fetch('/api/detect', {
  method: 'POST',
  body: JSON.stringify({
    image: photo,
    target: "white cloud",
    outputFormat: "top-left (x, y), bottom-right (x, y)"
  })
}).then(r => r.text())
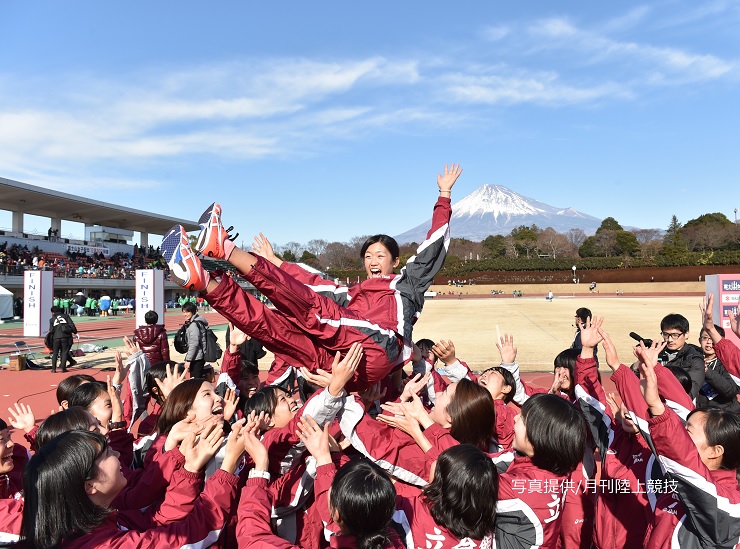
top-left (528, 15), bottom-right (736, 83)
top-left (444, 71), bottom-right (631, 106)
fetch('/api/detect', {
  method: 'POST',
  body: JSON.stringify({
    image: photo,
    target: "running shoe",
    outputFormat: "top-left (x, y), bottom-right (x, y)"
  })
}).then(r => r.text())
top-left (161, 225), bottom-right (209, 292)
top-left (195, 202), bottom-right (239, 259)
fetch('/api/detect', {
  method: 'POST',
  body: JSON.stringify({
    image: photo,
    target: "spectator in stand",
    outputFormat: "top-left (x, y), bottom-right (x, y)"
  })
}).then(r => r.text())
top-left (133, 310), bottom-right (171, 365)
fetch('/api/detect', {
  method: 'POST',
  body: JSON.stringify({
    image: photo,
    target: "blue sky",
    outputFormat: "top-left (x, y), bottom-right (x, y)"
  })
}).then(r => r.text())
top-left (1, 1), bottom-right (739, 246)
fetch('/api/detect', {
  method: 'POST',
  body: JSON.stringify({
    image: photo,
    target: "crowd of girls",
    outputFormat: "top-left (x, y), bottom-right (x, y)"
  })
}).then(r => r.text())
top-left (1, 164), bottom-right (739, 548)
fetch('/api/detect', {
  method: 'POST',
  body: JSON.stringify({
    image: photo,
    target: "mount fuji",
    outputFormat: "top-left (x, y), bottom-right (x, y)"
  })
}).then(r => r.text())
top-left (395, 184), bottom-right (603, 243)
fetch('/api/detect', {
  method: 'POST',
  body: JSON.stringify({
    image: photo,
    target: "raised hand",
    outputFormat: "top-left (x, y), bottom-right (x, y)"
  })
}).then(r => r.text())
top-left (299, 367), bottom-right (332, 389)
top-left (328, 343), bottom-right (363, 396)
top-left (381, 392), bottom-right (432, 428)
top-left (579, 316), bottom-right (604, 349)
top-left (7, 403), bottom-right (36, 433)
top-left (252, 233), bottom-right (283, 267)
top-left (597, 329), bottom-right (622, 372)
top-left (496, 333), bottom-right (517, 364)
top-left (106, 376), bottom-right (124, 424)
top-left (400, 371), bottom-right (431, 403)
top-left (155, 362), bottom-right (187, 400)
top-left (549, 370), bottom-right (565, 395)
top-left (228, 322), bottom-right (249, 349)
top-left (122, 335), bottom-right (140, 357)
top-left (166, 411), bottom-right (206, 451)
top-left (604, 392), bottom-right (621, 418)
top-left (633, 339), bottom-right (666, 369)
top-left (243, 415), bottom-right (269, 471)
top-left (112, 351), bottom-right (131, 387)
top-left (431, 339), bottom-right (457, 366)
top-left (637, 359), bottom-right (664, 417)
top-left (223, 388), bottom-right (239, 422)
top-left (182, 422), bottom-right (226, 473)
top-left (437, 164), bottom-right (463, 193)
top-left (221, 418), bottom-right (247, 474)
top-left (297, 415), bottom-right (332, 466)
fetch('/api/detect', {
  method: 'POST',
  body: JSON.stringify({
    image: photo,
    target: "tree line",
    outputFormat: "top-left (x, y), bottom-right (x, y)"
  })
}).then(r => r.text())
top-left (238, 213), bottom-right (740, 279)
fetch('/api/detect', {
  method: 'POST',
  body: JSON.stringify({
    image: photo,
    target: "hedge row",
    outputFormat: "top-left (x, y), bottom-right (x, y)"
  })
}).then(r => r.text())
top-left (324, 250), bottom-right (740, 280)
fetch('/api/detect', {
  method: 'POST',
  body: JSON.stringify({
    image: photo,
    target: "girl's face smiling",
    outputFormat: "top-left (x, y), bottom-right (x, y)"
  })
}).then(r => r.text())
top-left (364, 243), bottom-right (399, 279)
top-left (88, 391), bottom-right (113, 434)
top-left (429, 382), bottom-right (457, 428)
top-left (189, 382), bottom-right (225, 422)
top-left (271, 391), bottom-right (300, 429)
top-left (87, 445), bottom-right (128, 506)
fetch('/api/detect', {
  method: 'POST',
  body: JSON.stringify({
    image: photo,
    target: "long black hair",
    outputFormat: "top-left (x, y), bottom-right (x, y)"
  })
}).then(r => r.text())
top-left (330, 460), bottom-right (396, 549)
top-left (422, 444), bottom-right (498, 541)
top-left (22, 430), bottom-right (111, 549)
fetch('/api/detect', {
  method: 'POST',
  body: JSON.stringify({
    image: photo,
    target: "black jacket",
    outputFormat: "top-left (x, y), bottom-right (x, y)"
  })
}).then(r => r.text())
top-left (659, 343), bottom-right (705, 399)
top-left (696, 357), bottom-right (740, 414)
top-left (49, 313), bottom-right (77, 340)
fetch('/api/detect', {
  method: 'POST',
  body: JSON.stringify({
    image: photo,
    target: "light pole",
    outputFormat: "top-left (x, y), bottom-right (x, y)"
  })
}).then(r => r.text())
top-left (572, 265), bottom-right (577, 284)
top-left (735, 209), bottom-right (737, 224)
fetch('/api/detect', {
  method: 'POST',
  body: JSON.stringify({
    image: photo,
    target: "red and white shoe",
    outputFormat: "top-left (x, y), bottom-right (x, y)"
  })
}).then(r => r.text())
top-left (161, 225), bottom-right (209, 292)
top-left (195, 202), bottom-right (239, 259)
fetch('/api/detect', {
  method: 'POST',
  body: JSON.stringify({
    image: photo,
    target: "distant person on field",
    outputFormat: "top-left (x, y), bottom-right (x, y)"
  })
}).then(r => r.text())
top-left (48, 306), bottom-right (77, 373)
top-left (133, 310), bottom-right (171, 365)
top-left (181, 301), bottom-right (208, 379)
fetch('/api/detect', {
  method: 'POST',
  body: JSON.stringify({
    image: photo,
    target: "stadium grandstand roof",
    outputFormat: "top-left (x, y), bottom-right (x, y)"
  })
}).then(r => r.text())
top-left (0, 176), bottom-right (199, 234)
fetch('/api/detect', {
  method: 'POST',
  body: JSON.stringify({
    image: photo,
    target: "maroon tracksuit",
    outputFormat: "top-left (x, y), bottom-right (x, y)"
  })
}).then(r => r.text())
top-left (206, 196), bottom-right (451, 389)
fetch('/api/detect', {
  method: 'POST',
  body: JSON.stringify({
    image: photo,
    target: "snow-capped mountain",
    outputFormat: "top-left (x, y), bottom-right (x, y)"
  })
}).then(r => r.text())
top-left (394, 184), bottom-right (603, 243)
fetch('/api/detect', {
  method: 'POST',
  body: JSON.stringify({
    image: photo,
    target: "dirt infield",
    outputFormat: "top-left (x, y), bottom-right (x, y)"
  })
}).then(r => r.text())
top-left (414, 290), bottom-right (707, 371)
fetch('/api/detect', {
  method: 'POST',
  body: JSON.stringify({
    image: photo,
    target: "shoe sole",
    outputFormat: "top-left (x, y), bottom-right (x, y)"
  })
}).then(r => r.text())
top-left (196, 202), bottom-right (226, 258)
top-left (162, 225), bottom-right (203, 290)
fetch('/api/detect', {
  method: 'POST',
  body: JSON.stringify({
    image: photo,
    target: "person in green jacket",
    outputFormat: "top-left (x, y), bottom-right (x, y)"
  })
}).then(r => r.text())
top-left (84, 296), bottom-right (93, 316)
top-left (111, 298), bottom-right (119, 316)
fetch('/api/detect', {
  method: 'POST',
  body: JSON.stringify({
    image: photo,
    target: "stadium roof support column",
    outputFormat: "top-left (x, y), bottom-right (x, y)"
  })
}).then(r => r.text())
top-left (140, 232), bottom-right (148, 249)
top-left (12, 211), bottom-right (22, 233)
top-left (51, 218), bottom-right (61, 233)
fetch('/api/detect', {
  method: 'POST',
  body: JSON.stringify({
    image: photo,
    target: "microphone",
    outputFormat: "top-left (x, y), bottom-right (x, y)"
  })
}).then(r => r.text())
top-left (629, 332), bottom-right (653, 348)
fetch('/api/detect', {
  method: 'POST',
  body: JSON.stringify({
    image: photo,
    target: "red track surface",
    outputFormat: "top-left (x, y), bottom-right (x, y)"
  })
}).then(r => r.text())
top-left (0, 311), bottom-right (229, 355)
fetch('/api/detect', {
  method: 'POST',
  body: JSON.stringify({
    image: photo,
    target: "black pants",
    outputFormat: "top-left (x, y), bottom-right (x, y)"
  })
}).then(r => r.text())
top-left (52, 337), bottom-right (72, 372)
top-left (189, 359), bottom-right (206, 379)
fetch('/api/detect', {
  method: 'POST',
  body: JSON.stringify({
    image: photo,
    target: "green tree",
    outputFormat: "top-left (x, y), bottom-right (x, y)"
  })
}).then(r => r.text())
top-left (511, 225), bottom-right (540, 259)
top-left (615, 231), bottom-right (640, 256)
top-left (661, 215), bottom-right (688, 257)
top-left (299, 250), bottom-right (319, 267)
top-left (481, 235), bottom-right (507, 258)
top-left (597, 217), bottom-right (623, 233)
top-left (282, 249), bottom-right (297, 262)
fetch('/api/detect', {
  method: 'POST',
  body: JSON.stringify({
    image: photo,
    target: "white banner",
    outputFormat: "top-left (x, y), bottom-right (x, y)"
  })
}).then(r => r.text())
top-left (135, 270), bottom-right (165, 329)
top-left (67, 244), bottom-right (110, 256)
top-left (24, 270), bottom-right (54, 337)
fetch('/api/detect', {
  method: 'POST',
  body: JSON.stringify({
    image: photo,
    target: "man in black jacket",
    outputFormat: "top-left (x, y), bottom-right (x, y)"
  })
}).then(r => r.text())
top-left (657, 313), bottom-right (705, 399)
top-left (697, 325), bottom-right (740, 413)
top-left (48, 306), bottom-right (77, 373)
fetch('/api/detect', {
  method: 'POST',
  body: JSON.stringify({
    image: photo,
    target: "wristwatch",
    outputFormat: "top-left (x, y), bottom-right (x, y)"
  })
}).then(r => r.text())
top-left (248, 469), bottom-right (271, 481)
top-left (108, 421), bottom-right (126, 430)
